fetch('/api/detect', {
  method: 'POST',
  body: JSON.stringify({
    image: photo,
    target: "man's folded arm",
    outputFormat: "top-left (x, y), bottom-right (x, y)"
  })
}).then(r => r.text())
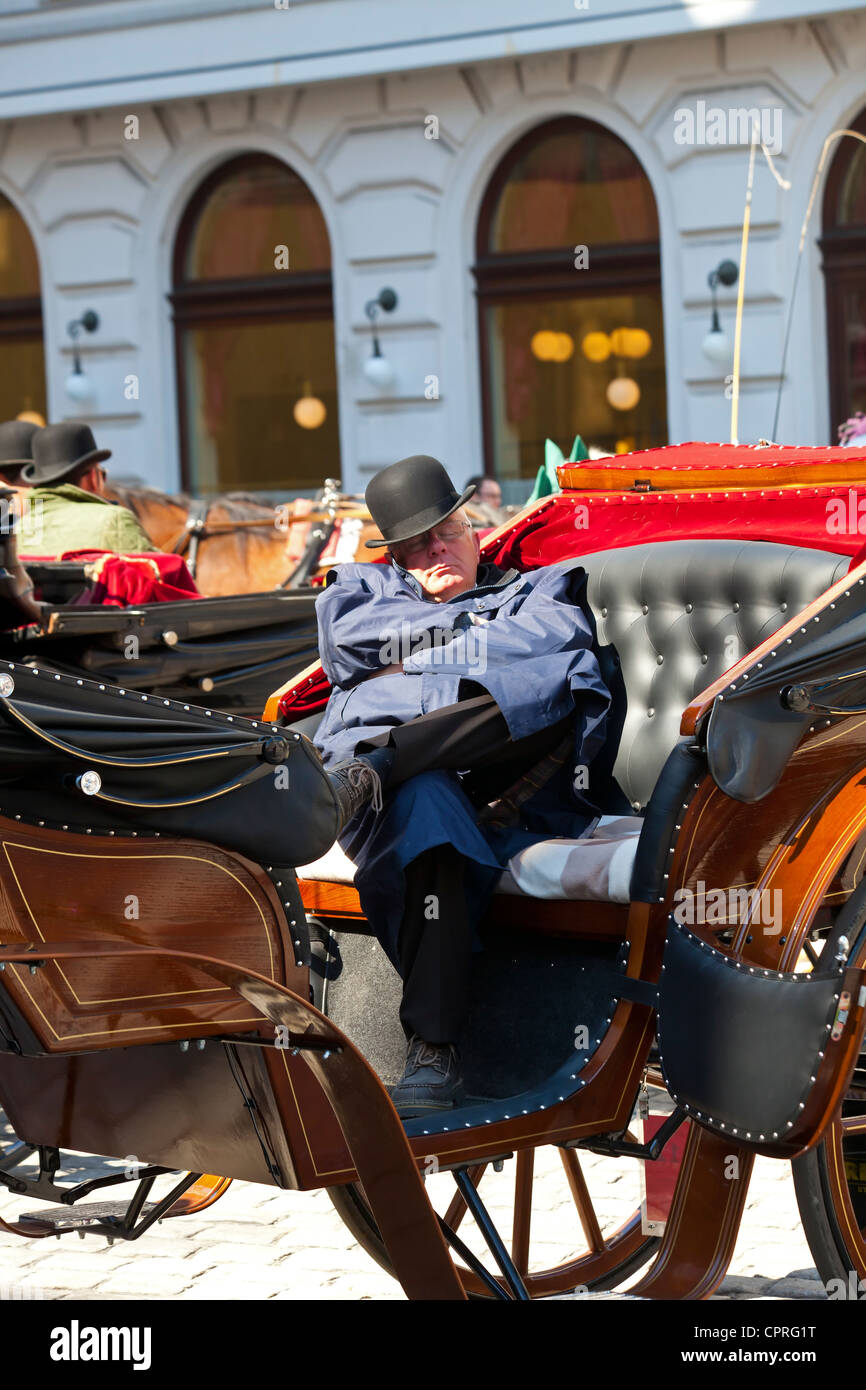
top-left (402, 566), bottom-right (610, 742)
top-left (316, 566), bottom-right (464, 687)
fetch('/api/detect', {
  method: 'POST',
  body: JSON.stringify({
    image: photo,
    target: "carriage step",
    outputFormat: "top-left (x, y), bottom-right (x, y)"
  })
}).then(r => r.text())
top-left (15, 1200), bottom-right (158, 1237)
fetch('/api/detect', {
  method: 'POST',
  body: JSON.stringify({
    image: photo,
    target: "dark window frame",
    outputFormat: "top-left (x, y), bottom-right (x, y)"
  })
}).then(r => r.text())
top-left (473, 116), bottom-right (664, 477)
top-left (171, 153), bottom-right (336, 494)
top-left (0, 295), bottom-right (42, 341)
top-left (820, 108), bottom-right (866, 435)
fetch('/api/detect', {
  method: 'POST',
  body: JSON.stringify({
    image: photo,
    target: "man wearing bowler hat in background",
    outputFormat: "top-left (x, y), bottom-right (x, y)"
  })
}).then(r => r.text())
top-left (0, 420), bottom-right (39, 489)
top-left (16, 422), bottom-right (153, 557)
top-left (317, 455), bottom-right (620, 1118)
top-left (0, 421), bottom-right (45, 626)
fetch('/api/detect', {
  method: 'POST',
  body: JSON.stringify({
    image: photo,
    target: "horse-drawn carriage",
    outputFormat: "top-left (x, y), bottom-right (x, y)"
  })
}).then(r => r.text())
top-left (2, 441), bottom-right (866, 1300)
top-left (2, 480), bottom-right (501, 719)
top-left (0, 480), bottom-right (377, 717)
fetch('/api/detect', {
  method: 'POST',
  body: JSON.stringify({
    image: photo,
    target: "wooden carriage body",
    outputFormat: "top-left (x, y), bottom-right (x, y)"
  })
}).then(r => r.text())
top-left (3, 442), bottom-right (866, 1299)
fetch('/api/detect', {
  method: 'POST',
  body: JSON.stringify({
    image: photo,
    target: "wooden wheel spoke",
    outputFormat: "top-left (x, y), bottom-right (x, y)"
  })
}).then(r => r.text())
top-left (443, 1163), bottom-right (487, 1234)
top-left (511, 1149), bottom-right (535, 1276)
top-left (559, 1148), bottom-right (605, 1254)
top-left (840, 1113), bottom-right (866, 1136)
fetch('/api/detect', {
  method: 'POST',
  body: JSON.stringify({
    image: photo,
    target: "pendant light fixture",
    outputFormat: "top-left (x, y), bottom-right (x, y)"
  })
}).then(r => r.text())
top-left (293, 381), bottom-right (327, 430)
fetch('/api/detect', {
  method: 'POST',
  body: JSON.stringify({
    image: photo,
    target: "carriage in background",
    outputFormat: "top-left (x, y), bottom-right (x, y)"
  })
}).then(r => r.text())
top-left (4, 480), bottom-right (502, 718)
top-left (3, 441), bottom-right (866, 1299)
top-left (4, 480), bottom-right (373, 718)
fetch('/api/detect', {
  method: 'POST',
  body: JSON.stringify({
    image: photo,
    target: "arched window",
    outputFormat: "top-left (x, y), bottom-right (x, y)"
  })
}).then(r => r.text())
top-left (822, 108), bottom-right (866, 436)
top-left (0, 193), bottom-right (46, 425)
top-left (474, 117), bottom-right (666, 482)
top-left (172, 153), bottom-right (339, 495)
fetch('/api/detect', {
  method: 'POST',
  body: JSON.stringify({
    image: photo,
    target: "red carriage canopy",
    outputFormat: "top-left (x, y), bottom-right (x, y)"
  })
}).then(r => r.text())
top-left (270, 441), bottom-right (866, 721)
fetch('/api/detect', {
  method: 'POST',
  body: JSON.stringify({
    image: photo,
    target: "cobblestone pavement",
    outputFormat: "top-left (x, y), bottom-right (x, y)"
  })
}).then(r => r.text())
top-left (0, 1142), bottom-right (827, 1301)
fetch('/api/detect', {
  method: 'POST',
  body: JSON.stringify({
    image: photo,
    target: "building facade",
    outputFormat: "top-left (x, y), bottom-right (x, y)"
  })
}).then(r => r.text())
top-left (0, 0), bottom-right (864, 499)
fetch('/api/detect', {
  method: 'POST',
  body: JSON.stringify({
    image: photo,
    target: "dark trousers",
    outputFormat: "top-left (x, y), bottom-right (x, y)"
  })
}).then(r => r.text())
top-left (361, 694), bottom-right (575, 1044)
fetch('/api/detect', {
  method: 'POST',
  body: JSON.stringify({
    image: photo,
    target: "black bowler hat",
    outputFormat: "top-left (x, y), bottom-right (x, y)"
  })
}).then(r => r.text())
top-left (364, 455), bottom-right (475, 549)
top-left (0, 420), bottom-right (38, 469)
top-left (22, 422), bottom-right (111, 486)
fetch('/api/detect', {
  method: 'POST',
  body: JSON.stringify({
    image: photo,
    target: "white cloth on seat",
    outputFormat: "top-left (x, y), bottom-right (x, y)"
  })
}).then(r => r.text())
top-left (298, 841), bottom-right (357, 886)
top-left (503, 815), bottom-right (642, 904)
top-left (296, 815), bottom-right (642, 904)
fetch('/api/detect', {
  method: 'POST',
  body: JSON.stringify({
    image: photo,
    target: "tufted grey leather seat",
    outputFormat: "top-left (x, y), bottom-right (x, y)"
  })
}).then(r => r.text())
top-left (291, 540), bottom-right (850, 816)
top-left (582, 540), bottom-right (849, 810)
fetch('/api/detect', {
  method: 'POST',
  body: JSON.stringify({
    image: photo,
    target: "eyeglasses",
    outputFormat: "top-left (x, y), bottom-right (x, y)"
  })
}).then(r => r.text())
top-left (392, 520), bottom-right (471, 563)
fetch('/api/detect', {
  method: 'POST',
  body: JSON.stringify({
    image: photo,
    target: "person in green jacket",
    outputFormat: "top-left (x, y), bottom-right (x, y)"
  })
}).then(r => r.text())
top-left (16, 422), bottom-right (154, 557)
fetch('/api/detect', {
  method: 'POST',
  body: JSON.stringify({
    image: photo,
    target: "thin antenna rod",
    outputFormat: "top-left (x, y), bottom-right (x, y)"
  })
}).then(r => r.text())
top-left (729, 127), bottom-right (791, 445)
top-left (730, 127), bottom-right (759, 445)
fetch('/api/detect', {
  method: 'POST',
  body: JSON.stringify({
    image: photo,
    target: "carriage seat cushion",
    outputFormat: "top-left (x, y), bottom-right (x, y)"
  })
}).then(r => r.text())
top-left (579, 539), bottom-right (850, 809)
top-left (297, 815), bottom-right (642, 905)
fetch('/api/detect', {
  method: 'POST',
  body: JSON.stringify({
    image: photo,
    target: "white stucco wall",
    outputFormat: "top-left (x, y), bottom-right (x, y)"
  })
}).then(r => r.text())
top-left (1, 9), bottom-right (864, 494)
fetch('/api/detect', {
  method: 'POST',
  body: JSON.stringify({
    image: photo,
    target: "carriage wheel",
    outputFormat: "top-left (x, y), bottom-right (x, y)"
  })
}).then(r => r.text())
top-left (328, 1079), bottom-right (666, 1298)
top-left (793, 896), bottom-right (866, 1297)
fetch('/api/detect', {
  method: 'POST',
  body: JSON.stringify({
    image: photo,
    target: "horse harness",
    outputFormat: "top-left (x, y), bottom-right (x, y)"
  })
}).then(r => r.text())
top-left (169, 490), bottom-right (370, 588)
top-left (170, 498), bottom-right (294, 583)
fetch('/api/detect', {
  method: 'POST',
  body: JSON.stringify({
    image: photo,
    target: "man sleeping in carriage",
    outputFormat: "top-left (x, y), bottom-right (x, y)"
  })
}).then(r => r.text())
top-left (315, 453), bottom-right (641, 1118)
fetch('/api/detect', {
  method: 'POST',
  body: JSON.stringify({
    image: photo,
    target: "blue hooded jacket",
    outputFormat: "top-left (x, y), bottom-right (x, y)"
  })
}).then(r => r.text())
top-left (313, 557), bottom-right (612, 963)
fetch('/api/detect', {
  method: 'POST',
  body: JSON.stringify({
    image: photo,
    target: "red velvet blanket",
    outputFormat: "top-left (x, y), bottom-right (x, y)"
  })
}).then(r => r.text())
top-left (23, 550), bottom-right (201, 606)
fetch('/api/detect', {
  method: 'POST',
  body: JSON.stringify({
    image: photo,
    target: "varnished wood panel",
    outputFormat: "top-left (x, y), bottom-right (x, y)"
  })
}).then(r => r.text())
top-left (0, 817), bottom-right (302, 1051)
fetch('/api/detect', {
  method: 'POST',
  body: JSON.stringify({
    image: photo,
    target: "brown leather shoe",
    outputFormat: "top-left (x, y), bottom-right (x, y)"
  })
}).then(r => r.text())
top-left (389, 1035), bottom-right (464, 1119)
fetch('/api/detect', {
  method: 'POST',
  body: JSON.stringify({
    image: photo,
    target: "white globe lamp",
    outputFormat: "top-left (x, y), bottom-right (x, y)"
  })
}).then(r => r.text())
top-left (702, 313), bottom-right (733, 367)
top-left (65, 368), bottom-right (96, 405)
top-left (363, 351), bottom-right (395, 389)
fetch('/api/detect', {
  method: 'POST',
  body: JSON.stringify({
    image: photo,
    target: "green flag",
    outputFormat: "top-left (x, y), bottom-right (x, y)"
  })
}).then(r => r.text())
top-left (527, 439), bottom-right (564, 503)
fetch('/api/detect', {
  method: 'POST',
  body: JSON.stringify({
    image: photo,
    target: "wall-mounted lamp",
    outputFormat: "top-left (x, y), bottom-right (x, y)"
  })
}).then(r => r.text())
top-left (65, 310), bottom-right (100, 405)
top-left (702, 260), bottom-right (738, 367)
top-left (363, 288), bottom-right (398, 389)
